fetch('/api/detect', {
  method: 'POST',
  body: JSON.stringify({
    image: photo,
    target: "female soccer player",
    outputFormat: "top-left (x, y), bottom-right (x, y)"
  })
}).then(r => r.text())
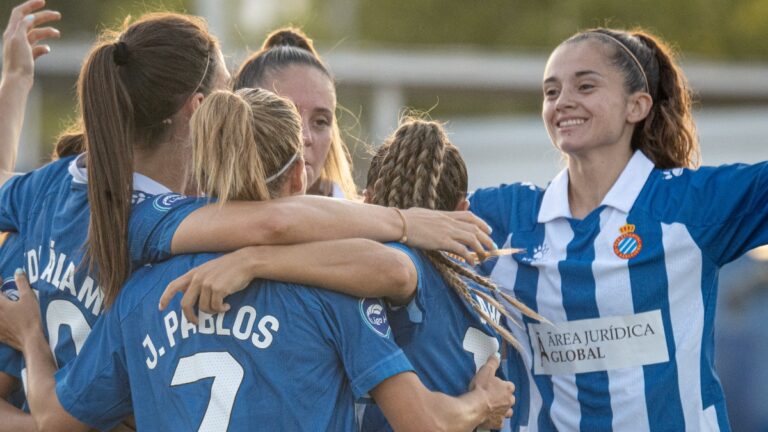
top-left (0, 0), bottom-right (492, 394)
top-left (1, 88), bottom-right (514, 431)
top-left (234, 27), bottom-right (356, 198)
top-left (469, 28), bottom-right (768, 431)
top-left (156, 117), bottom-right (540, 431)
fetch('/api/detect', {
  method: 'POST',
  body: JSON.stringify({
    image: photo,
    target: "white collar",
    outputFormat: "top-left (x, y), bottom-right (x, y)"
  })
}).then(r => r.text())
top-left (538, 151), bottom-right (655, 222)
top-left (68, 153), bottom-right (173, 195)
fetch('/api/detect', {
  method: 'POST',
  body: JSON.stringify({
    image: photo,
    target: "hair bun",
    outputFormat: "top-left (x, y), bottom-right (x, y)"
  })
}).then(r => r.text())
top-left (262, 27), bottom-right (317, 55)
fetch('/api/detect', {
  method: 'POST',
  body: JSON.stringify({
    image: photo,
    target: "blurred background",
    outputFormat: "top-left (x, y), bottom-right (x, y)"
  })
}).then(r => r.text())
top-left (1, 0), bottom-right (766, 429)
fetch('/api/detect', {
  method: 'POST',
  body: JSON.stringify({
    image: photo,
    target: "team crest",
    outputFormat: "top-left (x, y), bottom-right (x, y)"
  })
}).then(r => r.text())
top-left (359, 298), bottom-right (391, 337)
top-left (613, 224), bottom-right (642, 259)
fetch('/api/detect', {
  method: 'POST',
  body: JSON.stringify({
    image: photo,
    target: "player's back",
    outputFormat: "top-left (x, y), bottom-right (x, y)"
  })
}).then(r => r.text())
top-left (57, 252), bottom-right (412, 432)
top-left (360, 245), bottom-right (506, 431)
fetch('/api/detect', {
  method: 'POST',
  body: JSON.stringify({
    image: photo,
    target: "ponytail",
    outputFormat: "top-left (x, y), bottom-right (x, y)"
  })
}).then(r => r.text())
top-left (191, 88), bottom-right (303, 202)
top-left (81, 42), bottom-right (135, 309)
top-left (191, 90), bottom-right (271, 203)
top-left (80, 14), bottom-right (219, 308)
top-left (633, 31), bottom-right (699, 169)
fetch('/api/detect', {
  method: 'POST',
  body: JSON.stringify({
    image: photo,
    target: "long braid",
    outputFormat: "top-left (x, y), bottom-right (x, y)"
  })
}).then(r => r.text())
top-left (369, 118), bottom-right (543, 352)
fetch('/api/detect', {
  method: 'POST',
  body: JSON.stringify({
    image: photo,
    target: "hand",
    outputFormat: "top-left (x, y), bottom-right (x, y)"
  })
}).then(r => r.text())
top-left (469, 355), bottom-right (516, 425)
top-left (159, 248), bottom-right (256, 324)
top-left (2, 0), bottom-right (61, 86)
top-left (0, 269), bottom-right (43, 351)
top-left (402, 208), bottom-right (495, 264)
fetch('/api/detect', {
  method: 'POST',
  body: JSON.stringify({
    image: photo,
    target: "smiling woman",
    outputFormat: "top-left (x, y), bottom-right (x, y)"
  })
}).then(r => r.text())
top-left (469, 27), bottom-right (768, 432)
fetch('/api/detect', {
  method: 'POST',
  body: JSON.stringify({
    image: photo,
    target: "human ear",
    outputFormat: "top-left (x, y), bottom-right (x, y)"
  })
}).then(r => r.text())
top-left (626, 92), bottom-right (653, 124)
top-left (455, 198), bottom-right (469, 211)
top-left (289, 158), bottom-right (307, 195)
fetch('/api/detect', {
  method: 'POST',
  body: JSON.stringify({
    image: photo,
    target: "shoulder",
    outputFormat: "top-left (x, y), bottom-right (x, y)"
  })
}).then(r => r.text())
top-left (469, 182), bottom-right (544, 235)
top-left (117, 253), bottom-right (208, 317)
top-left (470, 182), bottom-right (544, 206)
top-left (2, 156), bottom-right (75, 193)
top-left (637, 163), bottom-right (767, 223)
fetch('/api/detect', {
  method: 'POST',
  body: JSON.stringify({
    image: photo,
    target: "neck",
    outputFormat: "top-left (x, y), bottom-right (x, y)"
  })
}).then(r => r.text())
top-left (566, 145), bottom-right (633, 219)
top-left (307, 178), bottom-right (332, 197)
top-left (133, 136), bottom-right (190, 194)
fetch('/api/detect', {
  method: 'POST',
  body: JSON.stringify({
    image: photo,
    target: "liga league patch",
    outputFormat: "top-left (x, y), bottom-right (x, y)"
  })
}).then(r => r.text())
top-left (1, 277), bottom-right (19, 301)
top-left (359, 298), bottom-right (391, 337)
top-left (613, 224), bottom-right (642, 259)
top-left (152, 193), bottom-right (187, 212)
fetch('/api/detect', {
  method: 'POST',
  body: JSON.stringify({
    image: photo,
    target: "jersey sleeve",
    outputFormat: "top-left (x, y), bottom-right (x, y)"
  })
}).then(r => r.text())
top-left (0, 158), bottom-right (72, 233)
top-left (128, 193), bottom-right (208, 266)
top-left (469, 183), bottom-right (542, 276)
top-left (383, 243), bottom-right (426, 322)
top-left (55, 307), bottom-right (132, 431)
top-left (659, 163), bottom-right (768, 265)
top-left (314, 291), bottom-right (414, 398)
top-left (468, 186), bottom-right (514, 248)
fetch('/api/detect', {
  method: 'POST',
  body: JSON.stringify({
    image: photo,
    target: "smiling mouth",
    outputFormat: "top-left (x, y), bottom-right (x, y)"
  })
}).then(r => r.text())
top-left (557, 118), bottom-right (586, 128)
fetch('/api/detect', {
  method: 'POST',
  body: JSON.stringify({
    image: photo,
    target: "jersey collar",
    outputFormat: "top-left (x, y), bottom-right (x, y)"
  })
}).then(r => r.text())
top-left (68, 153), bottom-right (173, 195)
top-left (538, 151), bottom-right (655, 222)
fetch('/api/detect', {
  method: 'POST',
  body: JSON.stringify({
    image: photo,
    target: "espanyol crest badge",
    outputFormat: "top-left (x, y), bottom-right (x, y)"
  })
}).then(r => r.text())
top-left (613, 224), bottom-right (642, 259)
top-left (359, 298), bottom-right (391, 337)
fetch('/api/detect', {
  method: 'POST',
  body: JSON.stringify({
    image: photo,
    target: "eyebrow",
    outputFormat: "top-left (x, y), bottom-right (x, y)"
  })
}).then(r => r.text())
top-left (313, 107), bottom-right (334, 117)
top-left (543, 69), bottom-right (603, 84)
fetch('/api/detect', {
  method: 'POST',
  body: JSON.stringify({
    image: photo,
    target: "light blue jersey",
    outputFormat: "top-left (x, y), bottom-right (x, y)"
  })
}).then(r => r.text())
top-left (359, 243), bottom-right (515, 432)
top-left (0, 154), bottom-right (195, 372)
top-left (469, 151), bottom-right (768, 432)
top-left (0, 233), bottom-right (26, 409)
top-left (55, 252), bottom-right (413, 431)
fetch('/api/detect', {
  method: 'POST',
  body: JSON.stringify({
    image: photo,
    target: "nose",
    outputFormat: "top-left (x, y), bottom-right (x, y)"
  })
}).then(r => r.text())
top-left (555, 87), bottom-right (576, 112)
top-left (302, 117), bottom-right (313, 147)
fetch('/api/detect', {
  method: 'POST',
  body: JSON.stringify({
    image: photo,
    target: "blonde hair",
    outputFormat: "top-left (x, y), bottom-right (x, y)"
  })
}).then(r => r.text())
top-left (367, 118), bottom-right (542, 352)
top-left (233, 27), bottom-right (358, 198)
top-left (191, 88), bottom-right (303, 203)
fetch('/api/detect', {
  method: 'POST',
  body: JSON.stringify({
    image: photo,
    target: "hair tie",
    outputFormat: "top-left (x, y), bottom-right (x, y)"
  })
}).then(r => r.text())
top-left (113, 42), bottom-right (130, 66)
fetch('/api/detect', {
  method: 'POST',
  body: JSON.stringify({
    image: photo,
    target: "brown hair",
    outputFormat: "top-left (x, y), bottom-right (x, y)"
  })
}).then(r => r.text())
top-left (233, 27), bottom-right (358, 199)
top-left (367, 118), bottom-right (541, 352)
top-left (51, 120), bottom-right (84, 160)
top-left (191, 88), bottom-right (303, 202)
top-left (565, 28), bottom-right (699, 169)
top-left (81, 13), bottom-right (220, 307)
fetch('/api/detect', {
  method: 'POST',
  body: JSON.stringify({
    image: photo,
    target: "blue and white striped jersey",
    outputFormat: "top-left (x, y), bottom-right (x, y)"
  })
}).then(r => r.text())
top-left (469, 151), bottom-right (768, 432)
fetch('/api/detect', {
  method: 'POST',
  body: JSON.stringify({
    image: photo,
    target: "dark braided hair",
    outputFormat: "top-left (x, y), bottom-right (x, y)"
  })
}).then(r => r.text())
top-left (367, 118), bottom-right (543, 352)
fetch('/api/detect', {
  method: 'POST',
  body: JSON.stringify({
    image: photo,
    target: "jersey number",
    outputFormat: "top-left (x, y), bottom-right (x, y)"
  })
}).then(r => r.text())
top-left (46, 299), bottom-right (92, 363)
top-left (463, 328), bottom-right (501, 432)
top-left (171, 352), bottom-right (245, 432)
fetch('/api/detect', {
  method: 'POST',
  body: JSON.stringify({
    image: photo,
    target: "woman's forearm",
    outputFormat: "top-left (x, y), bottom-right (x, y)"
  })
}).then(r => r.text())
top-left (172, 196), bottom-right (402, 253)
top-left (171, 195), bottom-right (493, 263)
top-left (22, 331), bottom-right (88, 432)
top-left (0, 75), bottom-right (32, 186)
top-left (239, 239), bottom-right (417, 302)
